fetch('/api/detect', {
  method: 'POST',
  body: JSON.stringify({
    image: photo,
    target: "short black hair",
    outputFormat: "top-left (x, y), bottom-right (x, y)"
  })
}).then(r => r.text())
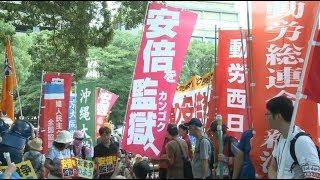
top-left (133, 160), bottom-right (150, 179)
top-left (266, 95), bottom-right (293, 122)
top-left (178, 124), bottom-right (188, 133)
top-left (167, 123), bottom-right (178, 136)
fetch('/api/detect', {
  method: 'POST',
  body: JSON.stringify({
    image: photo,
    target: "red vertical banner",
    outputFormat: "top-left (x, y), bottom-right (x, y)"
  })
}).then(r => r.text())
top-left (215, 30), bottom-right (249, 140)
top-left (39, 73), bottom-right (72, 154)
top-left (121, 2), bottom-right (197, 159)
top-left (95, 88), bottom-right (119, 138)
top-left (251, 1), bottom-right (319, 178)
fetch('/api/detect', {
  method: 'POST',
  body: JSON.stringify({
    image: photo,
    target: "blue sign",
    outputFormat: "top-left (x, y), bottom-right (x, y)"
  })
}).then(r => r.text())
top-left (68, 94), bottom-right (77, 133)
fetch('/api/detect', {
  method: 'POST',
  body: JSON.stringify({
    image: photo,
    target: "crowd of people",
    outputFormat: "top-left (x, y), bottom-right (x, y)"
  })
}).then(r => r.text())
top-left (0, 95), bottom-right (319, 179)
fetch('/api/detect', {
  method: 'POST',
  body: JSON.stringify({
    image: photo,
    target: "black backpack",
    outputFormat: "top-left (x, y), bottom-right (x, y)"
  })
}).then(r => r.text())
top-left (289, 132), bottom-right (320, 172)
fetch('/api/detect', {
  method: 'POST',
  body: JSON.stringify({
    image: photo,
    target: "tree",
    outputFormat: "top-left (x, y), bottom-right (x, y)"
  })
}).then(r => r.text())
top-left (86, 30), bottom-right (140, 126)
top-left (0, 1), bottom-right (114, 80)
top-left (179, 40), bottom-right (215, 84)
top-left (113, 1), bottom-right (148, 30)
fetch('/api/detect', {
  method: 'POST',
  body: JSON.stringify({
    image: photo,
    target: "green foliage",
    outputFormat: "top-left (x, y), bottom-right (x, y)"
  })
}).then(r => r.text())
top-left (179, 40), bottom-right (215, 83)
top-left (87, 30), bottom-right (140, 125)
top-left (0, 20), bottom-right (15, 43)
top-left (0, 1), bottom-right (114, 80)
top-left (113, 1), bottom-right (148, 30)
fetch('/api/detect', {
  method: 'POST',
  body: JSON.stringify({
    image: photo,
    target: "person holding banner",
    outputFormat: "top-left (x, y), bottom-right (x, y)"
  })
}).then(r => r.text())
top-left (23, 138), bottom-right (45, 179)
top-left (210, 120), bottom-right (238, 178)
top-left (71, 130), bottom-right (93, 160)
top-left (45, 130), bottom-right (74, 179)
top-left (266, 96), bottom-right (320, 179)
top-left (93, 126), bottom-right (120, 179)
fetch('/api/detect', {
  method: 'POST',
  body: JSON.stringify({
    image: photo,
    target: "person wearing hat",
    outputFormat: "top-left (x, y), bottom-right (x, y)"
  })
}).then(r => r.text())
top-left (71, 130), bottom-right (93, 160)
top-left (209, 120), bottom-right (238, 179)
top-left (45, 130), bottom-right (74, 179)
top-left (185, 118), bottom-right (213, 179)
top-left (23, 138), bottom-right (45, 179)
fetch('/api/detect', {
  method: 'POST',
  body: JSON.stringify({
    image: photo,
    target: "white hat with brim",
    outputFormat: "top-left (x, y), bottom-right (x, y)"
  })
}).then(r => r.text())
top-left (28, 138), bottom-right (43, 151)
top-left (55, 130), bottom-right (73, 144)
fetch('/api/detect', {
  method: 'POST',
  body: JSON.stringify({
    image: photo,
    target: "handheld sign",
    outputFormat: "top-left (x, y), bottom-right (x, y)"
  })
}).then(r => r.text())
top-left (60, 158), bottom-right (77, 178)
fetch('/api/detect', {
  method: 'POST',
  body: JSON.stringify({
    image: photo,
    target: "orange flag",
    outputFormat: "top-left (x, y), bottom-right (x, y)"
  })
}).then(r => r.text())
top-left (1, 39), bottom-right (16, 121)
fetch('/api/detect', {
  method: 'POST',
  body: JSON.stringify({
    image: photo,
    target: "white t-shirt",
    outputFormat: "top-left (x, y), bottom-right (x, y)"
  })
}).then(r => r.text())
top-left (272, 126), bottom-right (320, 179)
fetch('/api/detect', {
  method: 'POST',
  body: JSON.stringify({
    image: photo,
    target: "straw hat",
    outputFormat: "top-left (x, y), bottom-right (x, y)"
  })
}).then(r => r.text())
top-left (55, 130), bottom-right (73, 144)
top-left (28, 138), bottom-right (43, 151)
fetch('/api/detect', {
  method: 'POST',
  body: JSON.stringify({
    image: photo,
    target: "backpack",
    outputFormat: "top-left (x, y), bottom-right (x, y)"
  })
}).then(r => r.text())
top-left (198, 136), bottom-right (216, 170)
top-left (174, 139), bottom-right (193, 179)
top-left (289, 132), bottom-right (320, 172)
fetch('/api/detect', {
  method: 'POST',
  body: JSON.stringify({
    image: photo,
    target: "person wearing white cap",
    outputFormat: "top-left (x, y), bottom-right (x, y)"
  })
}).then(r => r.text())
top-left (23, 138), bottom-right (45, 179)
top-left (44, 130), bottom-right (74, 179)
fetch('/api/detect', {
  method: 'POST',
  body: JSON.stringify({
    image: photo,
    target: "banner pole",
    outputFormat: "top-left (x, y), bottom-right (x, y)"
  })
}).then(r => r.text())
top-left (204, 24), bottom-right (218, 130)
top-left (37, 70), bottom-right (45, 128)
top-left (246, 1), bottom-right (254, 129)
top-left (277, 6), bottom-right (320, 178)
top-left (239, 27), bottom-right (252, 129)
top-left (119, 1), bottom-right (151, 149)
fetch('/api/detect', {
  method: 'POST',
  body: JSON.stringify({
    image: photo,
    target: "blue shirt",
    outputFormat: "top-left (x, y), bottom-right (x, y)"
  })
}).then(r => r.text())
top-left (237, 130), bottom-right (255, 179)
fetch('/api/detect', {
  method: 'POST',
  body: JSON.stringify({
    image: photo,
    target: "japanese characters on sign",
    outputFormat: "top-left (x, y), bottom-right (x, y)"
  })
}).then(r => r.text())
top-left (76, 158), bottom-right (94, 179)
top-left (0, 160), bottom-right (37, 179)
top-left (39, 73), bottom-right (72, 154)
top-left (251, 1), bottom-right (319, 178)
top-left (76, 82), bottom-right (96, 148)
top-left (97, 156), bottom-right (117, 175)
top-left (95, 88), bottom-right (119, 137)
top-left (214, 30), bottom-right (249, 140)
top-left (60, 158), bottom-right (77, 178)
top-left (68, 94), bottom-right (77, 134)
top-left (121, 2), bottom-right (197, 159)
top-left (172, 85), bottom-right (211, 125)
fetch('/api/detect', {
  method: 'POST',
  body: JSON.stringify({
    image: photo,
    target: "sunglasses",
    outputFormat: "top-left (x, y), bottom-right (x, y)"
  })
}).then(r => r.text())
top-left (75, 138), bottom-right (84, 141)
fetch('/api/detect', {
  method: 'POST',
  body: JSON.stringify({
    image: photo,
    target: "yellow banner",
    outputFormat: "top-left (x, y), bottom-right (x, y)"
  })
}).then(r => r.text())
top-left (97, 155), bottom-right (117, 175)
top-left (0, 160), bottom-right (37, 179)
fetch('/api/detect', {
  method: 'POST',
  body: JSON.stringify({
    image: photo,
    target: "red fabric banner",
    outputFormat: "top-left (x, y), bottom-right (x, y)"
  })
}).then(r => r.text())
top-left (121, 2), bottom-right (197, 159)
top-left (215, 30), bottom-right (249, 140)
top-left (39, 73), bottom-right (72, 154)
top-left (303, 30), bottom-right (320, 103)
top-left (251, 1), bottom-right (319, 178)
top-left (95, 88), bottom-right (119, 138)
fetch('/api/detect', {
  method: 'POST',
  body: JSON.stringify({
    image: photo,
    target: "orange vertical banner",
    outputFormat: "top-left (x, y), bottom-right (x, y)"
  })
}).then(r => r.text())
top-left (251, 1), bottom-right (319, 178)
top-left (1, 39), bottom-right (16, 121)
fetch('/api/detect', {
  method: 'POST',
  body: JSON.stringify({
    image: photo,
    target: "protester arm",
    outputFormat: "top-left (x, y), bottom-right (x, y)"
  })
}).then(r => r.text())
top-left (267, 157), bottom-right (277, 179)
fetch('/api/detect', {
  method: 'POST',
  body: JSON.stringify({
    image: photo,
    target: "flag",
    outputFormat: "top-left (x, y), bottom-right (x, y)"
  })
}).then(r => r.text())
top-left (303, 30), bottom-right (320, 103)
top-left (1, 39), bottom-right (16, 121)
top-left (43, 80), bottom-right (65, 100)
